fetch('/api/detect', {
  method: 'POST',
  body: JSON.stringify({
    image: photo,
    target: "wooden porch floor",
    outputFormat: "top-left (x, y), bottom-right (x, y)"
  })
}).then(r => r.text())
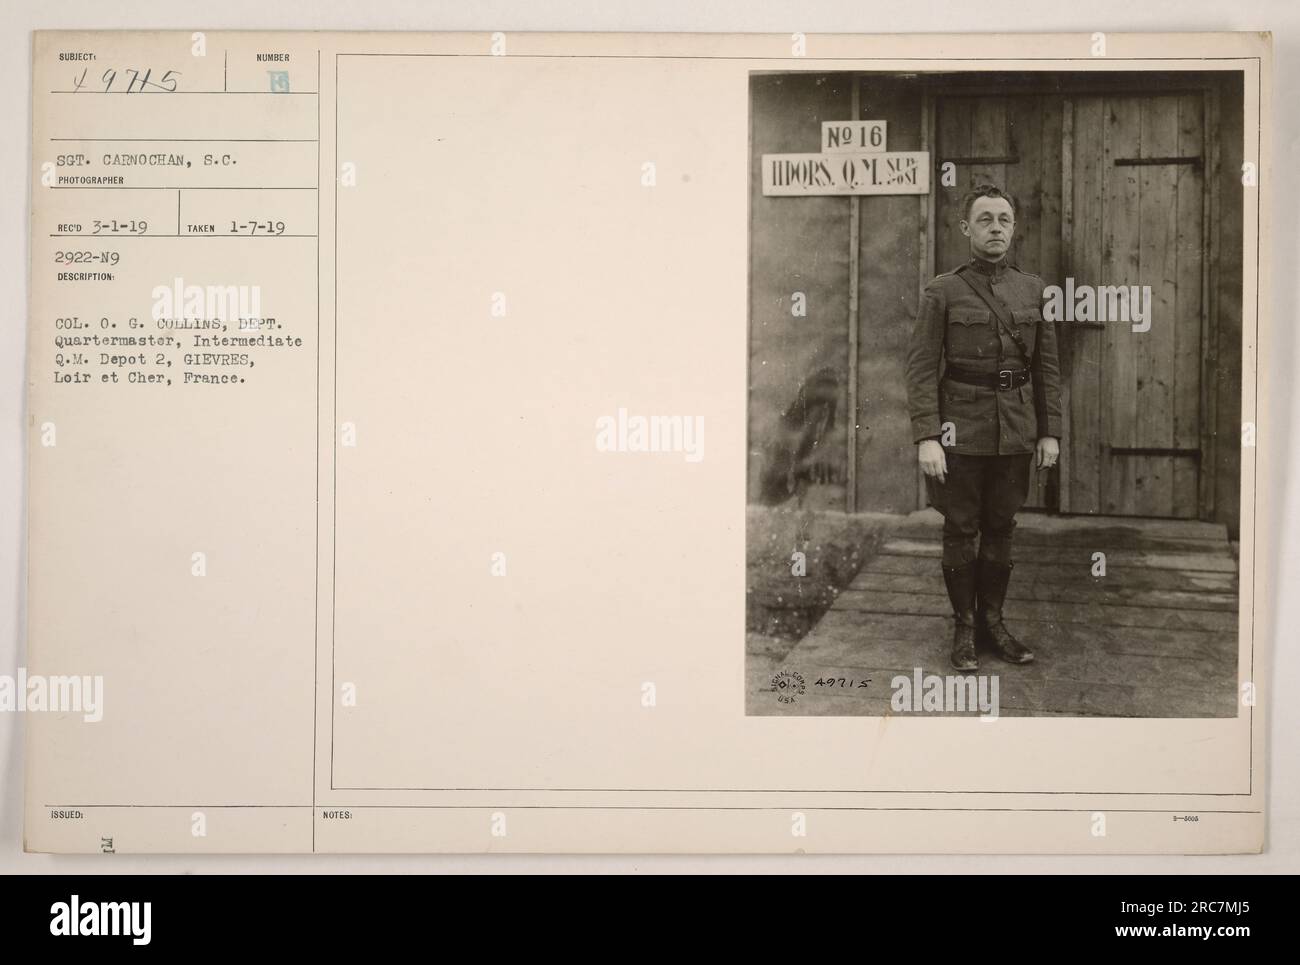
top-left (748, 509), bottom-right (1241, 718)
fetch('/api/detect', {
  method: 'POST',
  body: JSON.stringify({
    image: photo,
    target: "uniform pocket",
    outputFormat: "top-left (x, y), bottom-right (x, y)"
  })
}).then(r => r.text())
top-left (951, 310), bottom-right (990, 327)
top-left (1012, 308), bottom-right (1041, 349)
top-left (946, 309), bottom-right (994, 359)
top-left (940, 378), bottom-right (993, 451)
top-left (1001, 382), bottom-right (1037, 452)
top-left (943, 379), bottom-right (985, 403)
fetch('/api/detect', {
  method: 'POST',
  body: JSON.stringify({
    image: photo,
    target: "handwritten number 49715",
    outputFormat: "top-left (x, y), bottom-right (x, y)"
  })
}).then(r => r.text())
top-left (72, 68), bottom-right (180, 93)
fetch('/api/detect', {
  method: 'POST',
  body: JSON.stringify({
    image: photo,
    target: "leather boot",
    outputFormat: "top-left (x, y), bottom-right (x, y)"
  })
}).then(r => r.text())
top-left (941, 561), bottom-right (979, 671)
top-left (977, 559), bottom-right (1034, 664)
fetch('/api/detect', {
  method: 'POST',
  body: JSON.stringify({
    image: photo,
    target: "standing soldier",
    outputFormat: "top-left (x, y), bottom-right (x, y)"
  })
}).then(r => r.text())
top-left (905, 184), bottom-right (1063, 671)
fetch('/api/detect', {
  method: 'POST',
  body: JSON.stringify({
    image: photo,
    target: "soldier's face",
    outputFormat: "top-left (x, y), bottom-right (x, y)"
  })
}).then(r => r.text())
top-left (960, 196), bottom-right (1016, 261)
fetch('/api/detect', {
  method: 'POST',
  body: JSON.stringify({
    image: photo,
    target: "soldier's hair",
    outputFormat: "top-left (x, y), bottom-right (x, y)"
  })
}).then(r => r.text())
top-left (961, 184), bottom-right (1018, 220)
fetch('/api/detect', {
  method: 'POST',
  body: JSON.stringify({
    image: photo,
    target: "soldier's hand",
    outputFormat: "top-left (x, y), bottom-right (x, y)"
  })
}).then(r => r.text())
top-left (1036, 436), bottom-right (1060, 471)
top-left (918, 439), bottom-right (947, 484)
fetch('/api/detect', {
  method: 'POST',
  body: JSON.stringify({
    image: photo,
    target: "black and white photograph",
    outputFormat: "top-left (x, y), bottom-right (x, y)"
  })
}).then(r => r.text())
top-left (2, 5), bottom-right (1286, 881)
top-left (746, 68), bottom-right (1248, 718)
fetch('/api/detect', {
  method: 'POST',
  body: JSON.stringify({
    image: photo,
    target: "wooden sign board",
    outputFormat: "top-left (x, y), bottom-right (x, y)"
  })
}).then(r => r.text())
top-left (760, 151), bottom-right (930, 196)
top-left (822, 120), bottom-right (887, 153)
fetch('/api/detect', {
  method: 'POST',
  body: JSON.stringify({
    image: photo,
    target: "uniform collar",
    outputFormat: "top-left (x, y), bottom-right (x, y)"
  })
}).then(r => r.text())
top-left (969, 255), bottom-right (1009, 277)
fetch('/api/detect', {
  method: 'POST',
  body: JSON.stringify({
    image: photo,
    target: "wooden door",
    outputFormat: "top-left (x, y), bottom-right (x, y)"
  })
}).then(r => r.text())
top-left (932, 91), bottom-right (1206, 518)
top-left (1064, 94), bottom-right (1205, 518)
top-left (933, 94), bottom-right (1065, 510)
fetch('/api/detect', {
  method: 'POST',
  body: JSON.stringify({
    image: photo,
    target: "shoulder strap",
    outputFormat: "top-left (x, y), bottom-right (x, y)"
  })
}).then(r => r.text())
top-left (953, 268), bottom-right (1031, 367)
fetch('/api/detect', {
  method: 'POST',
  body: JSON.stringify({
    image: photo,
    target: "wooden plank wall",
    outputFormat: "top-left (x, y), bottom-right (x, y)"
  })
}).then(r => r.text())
top-left (1175, 93), bottom-right (1206, 514)
top-left (1212, 76), bottom-right (1244, 538)
top-left (747, 74), bottom-right (854, 505)
top-left (1087, 93), bottom-right (1204, 518)
top-left (1067, 98), bottom-right (1105, 514)
top-left (1102, 97), bottom-right (1143, 513)
top-left (853, 80), bottom-right (925, 513)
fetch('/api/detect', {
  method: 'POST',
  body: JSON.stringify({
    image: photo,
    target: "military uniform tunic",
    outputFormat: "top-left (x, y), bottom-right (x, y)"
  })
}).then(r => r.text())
top-left (905, 256), bottom-right (1064, 567)
top-left (906, 256), bottom-right (1063, 454)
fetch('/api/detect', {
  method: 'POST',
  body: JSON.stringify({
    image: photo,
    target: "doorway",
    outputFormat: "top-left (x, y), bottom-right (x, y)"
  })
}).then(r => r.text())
top-left (931, 91), bottom-right (1207, 518)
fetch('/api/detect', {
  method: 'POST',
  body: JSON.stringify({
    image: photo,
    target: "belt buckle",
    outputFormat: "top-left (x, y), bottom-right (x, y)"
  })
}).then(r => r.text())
top-left (997, 369), bottom-right (1015, 391)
